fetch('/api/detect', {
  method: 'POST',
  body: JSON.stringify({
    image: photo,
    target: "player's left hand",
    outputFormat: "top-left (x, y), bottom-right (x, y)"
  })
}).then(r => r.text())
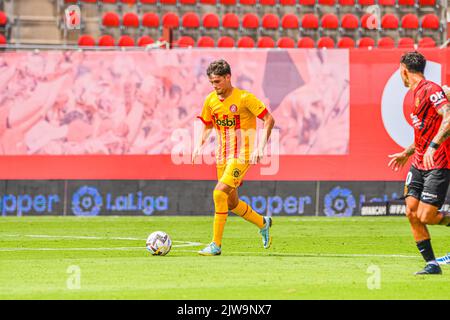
top-left (423, 147), bottom-right (435, 170)
top-left (250, 149), bottom-right (264, 164)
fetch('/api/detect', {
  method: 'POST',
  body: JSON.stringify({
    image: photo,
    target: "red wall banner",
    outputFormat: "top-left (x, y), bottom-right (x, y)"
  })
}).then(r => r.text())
top-left (0, 48), bottom-right (448, 180)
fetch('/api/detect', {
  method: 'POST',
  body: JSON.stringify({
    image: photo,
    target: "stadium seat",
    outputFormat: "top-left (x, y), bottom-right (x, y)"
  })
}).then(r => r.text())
top-left (381, 14), bottom-right (399, 29)
top-left (98, 34), bottom-right (115, 46)
top-left (142, 13), bottom-right (159, 28)
top-left (220, 0), bottom-right (238, 15)
top-left (281, 14), bottom-right (299, 38)
top-left (178, 0), bottom-right (198, 15)
top-left (340, 14), bottom-right (358, 30)
top-left (317, 36), bottom-right (335, 48)
top-left (421, 14), bottom-right (440, 30)
top-left (299, 0), bottom-right (316, 13)
top-left (0, 11), bottom-right (7, 27)
top-left (301, 14), bottom-right (319, 38)
top-left (401, 14), bottom-right (419, 29)
top-left (338, 0), bottom-right (355, 14)
top-left (277, 37), bottom-right (296, 48)
top-left (418, 37), bottom-right (436, 48)
top-left (261, 13), bottom-right (279, 38)
top-left (182, 12), bottom-right (200, 29)
top-left (118, 35), bottom-right (135, 47)
top-left (321, 13), bottom-right (339, 29)
top-left (177, 35), bottom-right (195, 47)
top-left (137, 35), bottom-right (155, 46)
top-left (337, 37), bottom-right (355, 48)
top-left (221, 13), bottom-right (240, 39)
top-left (197, 36), bottom-right (215, 47)
top-left (279, 0), bottom-right (298, 16)
top-left (378, 36), bottom-right (395, 48)
top-left (257, 36), bottom-right (275, 48)
top-left (122, 12), bottom-right (139, 28)
top-left (357, 37), bottom-right (375, 48)
top-left (242, 13), bottom-right (259, 39)
top-left (0, 34), bottom-right (6, 45)
top-left (360, 13), bottom-right (378, 30)
top-left (297, 37), bottom-right (315, 48)
top-left (162, 12), bottom-right (180, 28)
top-left (102, 12), bottom-right (120, 28)
top-left (217, 36), bottom-right (235, 47)
top-left (317, 0), bottom-right (337, 15)
top-left (259, 0), bottom-right (277, 15)
top-left (78, 35), bottom-right (96, 46)
top-left (237, 36), bottom-right (255, 48)
top-left (378, 0), bottom-right (396, 15)
top-left (121, 0), bottom-right (137, 4)
top-left (398, 37), bottom-right (415, 48)
top-left (202, 13), bottom-right (220, 29)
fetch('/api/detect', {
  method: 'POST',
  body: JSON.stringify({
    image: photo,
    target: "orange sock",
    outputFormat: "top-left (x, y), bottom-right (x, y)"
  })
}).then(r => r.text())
top-left (212, 190), bottom-right (229, 247)
top-left (231, 200), bottom-right (265, 229)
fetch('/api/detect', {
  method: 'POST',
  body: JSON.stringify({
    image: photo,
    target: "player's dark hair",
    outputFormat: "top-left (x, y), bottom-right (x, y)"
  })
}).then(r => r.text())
top-left (400, 51), bottom-right (426, 74)
top-left (206, 59), bottom-right (231, 77)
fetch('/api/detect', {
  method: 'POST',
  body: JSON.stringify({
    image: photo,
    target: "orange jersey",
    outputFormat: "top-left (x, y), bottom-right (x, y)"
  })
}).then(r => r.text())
top-left (197, 88), bottom-right (268, 164)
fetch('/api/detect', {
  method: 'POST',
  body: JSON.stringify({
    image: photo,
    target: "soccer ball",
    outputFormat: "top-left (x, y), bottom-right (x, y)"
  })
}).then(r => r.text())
top-left (146, 231), bottom-right (172, 256)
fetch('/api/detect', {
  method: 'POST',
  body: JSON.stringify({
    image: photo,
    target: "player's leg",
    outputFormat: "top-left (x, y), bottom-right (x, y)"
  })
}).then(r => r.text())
top-left (198, 181), bottom-right (233, 255)
top-left (228, 188), bottom-right (272, 249)
top-left (404, 167), bottom-right (442, 274)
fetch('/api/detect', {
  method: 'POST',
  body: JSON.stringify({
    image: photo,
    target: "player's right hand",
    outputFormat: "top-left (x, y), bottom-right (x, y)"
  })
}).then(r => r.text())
top-left (387, 151), bottom-right (409, 172)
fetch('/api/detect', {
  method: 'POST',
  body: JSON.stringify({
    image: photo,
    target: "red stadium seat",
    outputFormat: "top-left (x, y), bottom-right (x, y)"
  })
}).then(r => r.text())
top-left (121, 0), bottom-right (137, 4)
top-left (162, 12), bottom-right (180, 28)
top-left (78, 35), bottom-right (96, 46)
top-left (0, 34), bottom-right (6, 45)
top-left (277, 37), bottom-right (296, 48)
top-left (398, 0), bottom-right (415, 5)
top-left (361, 13), bottom-right (379, 30)
top-left (182, 12), bottom-right (200, 28)
top-left (177, 36), bottom-right (195, 47)
top-left (217, 36), bottom-right (235, 47)
top-left (222, 13), bottom-right (240, 29)
top-left (197, 36), bottom-right (215, 47)
top-left (421, 14), bottom-right (440, 30)
top-left (321, 13), bottom-right (339, 29)
top-left (240, 0), bottom-right (257, 4)
top-left (122, 12), bottom-right (139, 28)
top-left (0, 11), bottom-right (8, 26)
top-left (337, 37), bottom-right (355, 48)
top-left (98, 35), bottom-right (115, 46)
top-left (357, 37), bottom-right (375, 48)
top-left (142, 13), bottom-right (159, 28)
top-left (202, 13), bottom-right (220, 29)
top-left (237, 36), bottom-right (255, 48)
top-left (160, 0), bottom-right (177, 4)
top-left (257, 36), bottom-right (275, 48)
top-left (299, 0), bottom-right (315, 4)
top-left (259, 0), bottom-right (277, 7)
top-left (180, 0), bottom-right (197, 4)
top-left (381, 14), bottom-right (399, 29)
top-left (297, 37), bottom-right (315, 48)
top-left (100, 0), bottom-right (118, 3)
top-left (401, 14), bottom-right (419, 29)
top-left (301, 14), bottom-right (319, 29)
top-left (378, 36), bottom-right (395, 48)
top-left (317, 37), bottom-right (335, 48)
top-left (418, 0), bottom-right (436, 5)
top-left (242, 13), bottom-right (259, 29)
top-left (341, 14), bottom-right (359, 30)
top-left (220, 0), bottom-right (237, 5)
top-left (280, 0), bottom-right (296, 5)
top-left (118, 35), bottom-right (135, 47)
top-left (102, 12), bottom-right (120, 28)
top-left (281, 14), bottom-right (299, 29)
top-left (200, 0), bottom-right (216, 4)
top-left (318, 0), bottom-right (336, 5)
top-left (378, 0), bottom-right (395, 5)
top-left (398, 37), bottom-right (415, 48)
top-left (358, 0), bottom-right (375, 4)
top-left (338, 0), bottom-right (355, 5)
top-left (418, 37), bottom-right (436, 48)
top-left (138, 35), bottom-right (155, 46)
top-left (261, 14), bottom-right (279, 30)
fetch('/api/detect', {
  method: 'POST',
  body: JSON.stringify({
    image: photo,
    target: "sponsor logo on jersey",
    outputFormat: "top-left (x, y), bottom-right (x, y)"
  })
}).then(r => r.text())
top-left (430, 91), bottom-right (446, 107)
top-left (410, 113), bottom-right (423, 130)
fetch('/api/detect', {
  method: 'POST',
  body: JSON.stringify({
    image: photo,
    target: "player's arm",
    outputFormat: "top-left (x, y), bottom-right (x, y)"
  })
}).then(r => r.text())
top-left (423, 102), bottom-right (450, 170)
top-left (250, 111), bottom-right (275, 164)
top-left (388, 143), bottom-right (415, 172)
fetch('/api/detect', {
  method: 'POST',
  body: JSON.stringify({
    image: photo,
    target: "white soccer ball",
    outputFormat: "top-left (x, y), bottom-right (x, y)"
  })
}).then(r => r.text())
top-left (146, 231), bottom-right (172, 256)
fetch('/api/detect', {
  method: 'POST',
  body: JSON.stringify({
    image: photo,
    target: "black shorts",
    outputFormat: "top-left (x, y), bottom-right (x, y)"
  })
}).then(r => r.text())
top-left (404, 165), bottom-right (450, 208)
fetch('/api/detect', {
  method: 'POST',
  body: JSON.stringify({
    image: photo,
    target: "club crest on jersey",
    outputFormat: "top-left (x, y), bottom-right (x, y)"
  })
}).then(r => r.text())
top-left (415, 98), bottom-right (420, 108)
top-left (230, 104), bottom-right (238, 113)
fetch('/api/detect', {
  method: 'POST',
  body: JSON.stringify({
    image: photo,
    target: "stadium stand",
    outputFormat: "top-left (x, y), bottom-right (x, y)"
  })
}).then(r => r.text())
top-left (0, 0), bottom-right (446, 49)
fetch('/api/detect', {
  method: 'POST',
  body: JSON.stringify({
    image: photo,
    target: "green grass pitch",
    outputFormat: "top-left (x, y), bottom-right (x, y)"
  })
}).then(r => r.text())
top-left (0, 216), bottom-right (449, 299)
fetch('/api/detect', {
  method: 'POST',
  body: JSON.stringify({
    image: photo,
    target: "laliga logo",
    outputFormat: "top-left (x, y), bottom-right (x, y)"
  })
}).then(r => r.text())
top-left (72, 186), bottom-right (103, 216)
top-left (64, 5), bottom-right (81, 30)
top-left (324, 186), bottom-right (356, 217)
top-left (381, 61), bottom-right (442, 148)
